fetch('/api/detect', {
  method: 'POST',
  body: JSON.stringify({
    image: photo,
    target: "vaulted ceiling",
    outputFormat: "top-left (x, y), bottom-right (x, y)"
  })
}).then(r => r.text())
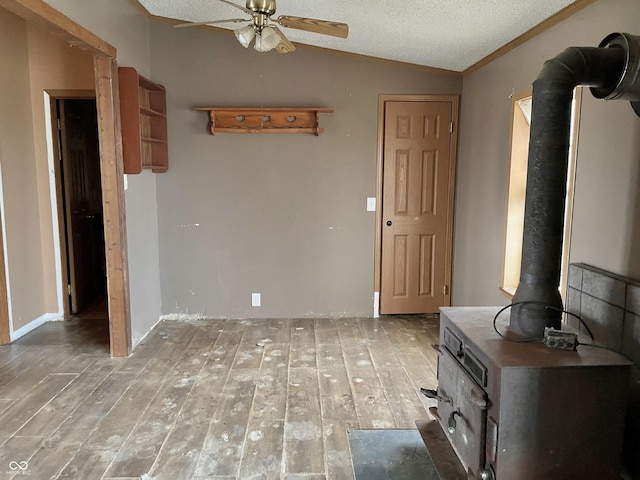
top-left (135, 0), bottom-right (590, 72)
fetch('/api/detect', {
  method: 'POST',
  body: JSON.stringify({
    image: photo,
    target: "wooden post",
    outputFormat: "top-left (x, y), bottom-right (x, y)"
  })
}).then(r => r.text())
top-left (94, 56), bottom-right (131, 357)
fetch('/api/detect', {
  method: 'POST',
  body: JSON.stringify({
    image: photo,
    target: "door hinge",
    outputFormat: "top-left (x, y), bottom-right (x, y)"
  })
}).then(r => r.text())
top-left (449, 122), bottom-right (454, 133)
top-left (67, 284), bottom-right (72, 295)
top-left (443, 285), bottom-right (449, 296)
top-left (57, 118), bottom-right (62, 131)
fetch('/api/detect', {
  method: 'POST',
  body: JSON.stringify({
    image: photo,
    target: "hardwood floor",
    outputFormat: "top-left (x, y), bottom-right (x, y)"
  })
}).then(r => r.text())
top-left (0, 315), bottom-right (441, 479)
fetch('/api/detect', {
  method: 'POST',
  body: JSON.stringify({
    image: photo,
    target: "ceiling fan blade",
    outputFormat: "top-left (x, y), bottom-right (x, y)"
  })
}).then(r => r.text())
top-left (276, 15), bottom-right (349, 39)
top-left (174, 18), bottom-right (248, 28)
top-left (271, 26), bottom-right (296, 54)
top-left (216, 0), bottom-right (252, 14)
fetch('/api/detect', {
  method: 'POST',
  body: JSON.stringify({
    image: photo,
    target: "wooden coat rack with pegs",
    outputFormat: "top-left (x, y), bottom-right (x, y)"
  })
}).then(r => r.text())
top-left (194, 107), bottom-right (333, 135)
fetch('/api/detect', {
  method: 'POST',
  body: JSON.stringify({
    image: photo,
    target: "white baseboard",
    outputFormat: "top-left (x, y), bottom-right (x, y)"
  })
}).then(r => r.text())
top-left (373, 292), bottom-right (380, 318)
top-left (10, 312), bottom-right (62, 341)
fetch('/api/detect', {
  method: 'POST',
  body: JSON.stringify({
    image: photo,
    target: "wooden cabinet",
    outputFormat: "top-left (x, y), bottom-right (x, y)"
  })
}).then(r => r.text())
top-left (118, 67), bottom-right (168, 173)
top-left (194, 107), bottom-right (333, 135)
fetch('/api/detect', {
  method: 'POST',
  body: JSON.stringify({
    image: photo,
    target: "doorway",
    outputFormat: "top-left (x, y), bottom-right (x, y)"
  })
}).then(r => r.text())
top-left (375, 95), bottom-right (459, 315)
top-left (55, 97), bottom-right (107, 318)
top-left (0, 0), bottom-right (130, 356)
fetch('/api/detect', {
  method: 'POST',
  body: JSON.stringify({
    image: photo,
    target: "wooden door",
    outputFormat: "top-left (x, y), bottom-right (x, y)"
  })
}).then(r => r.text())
top-left (380, 100), bottom-right (455, 314)
top-left (59, 99), bottom-right (104, 314)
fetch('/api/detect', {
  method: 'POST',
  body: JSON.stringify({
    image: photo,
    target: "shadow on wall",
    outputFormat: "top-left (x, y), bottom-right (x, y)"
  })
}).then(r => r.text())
top-left (627, 119), bottom-right (640, 278)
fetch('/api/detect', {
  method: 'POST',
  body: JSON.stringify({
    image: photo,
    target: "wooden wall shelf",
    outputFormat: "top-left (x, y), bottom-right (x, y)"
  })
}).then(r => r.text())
top-left (119, 67), bottom-right (168, 173)
top-left (194, 107), bottom-right (333, 135)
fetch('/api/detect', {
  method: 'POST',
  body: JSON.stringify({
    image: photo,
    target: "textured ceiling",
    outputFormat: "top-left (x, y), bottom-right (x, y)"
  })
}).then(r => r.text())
top-left (136, 0), bottom-right (579, 71)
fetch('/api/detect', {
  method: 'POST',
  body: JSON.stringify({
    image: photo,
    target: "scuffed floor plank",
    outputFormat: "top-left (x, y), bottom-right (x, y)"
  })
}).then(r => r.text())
top-left (252, 344), bottom-right (290, 420)
top-left (283, 475), bottom-right (327, 480)
top-left (0, 315), bottom-right (446, 479)
top-left (16, 357), bottom-right (116, 436)
top-left (0, 373), bottom-right (77, 438)
top-left (343, 344), bottom-right (396, 429)
top-left (85, 362), bottom-right (167, 449)
top-left (324, 420), bottom-right (357, 480)
top-left (313, 318), bottom-right (340, 346)
top-left (146, 334), bottom-right (242, 480)
top-left (284, 367), bottom-right (324, 475)
top-left (291, 318), bottom-right (315, 345)
top-left (377, 367), bottom-right (429, 428)
top-left (58, 448), bottom-right (120, 479)
top-left (0, 436), bottom-right (47, 477)
top-left (238, 417), bottom-right (284, 480)
top-left (104, 370), bottom-right (200, 477)
top-left (194, 369), bottom-right (259, 477)
top-left (289, 344), bottom-right (317, 368)
top-left (318, 366), bottom-right (357, 421)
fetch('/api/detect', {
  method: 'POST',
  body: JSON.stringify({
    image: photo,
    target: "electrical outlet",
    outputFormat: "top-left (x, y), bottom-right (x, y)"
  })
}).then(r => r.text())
top-left (251, 293), bottom-right (261, 307)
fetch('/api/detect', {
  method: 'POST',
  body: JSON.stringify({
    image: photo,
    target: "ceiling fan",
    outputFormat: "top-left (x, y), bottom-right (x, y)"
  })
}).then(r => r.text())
top-left (174, 0), bottom-right (349, 53)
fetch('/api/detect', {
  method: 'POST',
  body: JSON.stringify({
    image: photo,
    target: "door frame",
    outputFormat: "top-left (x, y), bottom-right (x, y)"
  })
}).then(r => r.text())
top-left (0, 0), bottom-right (131, 356)
top-left (374, 94), bottom-right (460, 313)
top-left (48, 91), bottom-right (98, 319)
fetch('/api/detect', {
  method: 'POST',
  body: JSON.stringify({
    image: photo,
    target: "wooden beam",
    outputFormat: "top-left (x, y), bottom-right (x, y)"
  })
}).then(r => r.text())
top-left (464, 0), bottom-right (598, 75)
top-left (0, 0), bottom-right (116, 57)
top-left (94, 56), bottom-right (131, 357)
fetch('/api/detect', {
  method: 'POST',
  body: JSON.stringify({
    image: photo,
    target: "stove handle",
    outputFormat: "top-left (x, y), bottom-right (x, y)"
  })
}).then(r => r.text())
top-left (447, 409), bottom-right (461, 434)
top-left (469, 388), bottom-right (489, 410)
top-left (420, 387), bottom-right (452, 404)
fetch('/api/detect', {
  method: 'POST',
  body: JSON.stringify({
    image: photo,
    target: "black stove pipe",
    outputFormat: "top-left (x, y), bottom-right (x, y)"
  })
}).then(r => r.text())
top-left (509, 33), bottom-right (640, 339)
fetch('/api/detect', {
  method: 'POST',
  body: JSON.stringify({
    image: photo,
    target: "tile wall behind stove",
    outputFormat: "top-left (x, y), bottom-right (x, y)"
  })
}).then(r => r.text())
top-left (565, 262), bottom-right (640, 478)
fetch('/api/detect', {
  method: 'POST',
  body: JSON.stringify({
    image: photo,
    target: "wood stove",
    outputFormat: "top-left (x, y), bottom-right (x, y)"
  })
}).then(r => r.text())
top-left (422, 32), bottom-right (640, 479)
top-left (428, 306), bottom-right (631, 479)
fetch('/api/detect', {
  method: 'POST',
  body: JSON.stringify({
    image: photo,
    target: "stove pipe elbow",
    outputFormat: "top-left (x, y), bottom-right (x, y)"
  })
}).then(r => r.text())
top-left (509, 33), bottom-right (640, 339)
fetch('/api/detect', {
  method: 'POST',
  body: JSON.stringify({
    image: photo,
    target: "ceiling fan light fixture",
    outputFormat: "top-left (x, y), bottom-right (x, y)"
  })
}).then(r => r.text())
top-left (254, 26), bottom-right (281, 52)
top-left (179, 0), bottom-right (348, 54)
top-left (234, 24), bottom-right (256, 48)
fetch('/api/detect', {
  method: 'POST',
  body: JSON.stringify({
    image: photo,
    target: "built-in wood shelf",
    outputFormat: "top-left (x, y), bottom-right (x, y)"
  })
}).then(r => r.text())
top-left (119, 67), bottom-right (168, 174)
top-left (194, 107), bottom-right (333, 135)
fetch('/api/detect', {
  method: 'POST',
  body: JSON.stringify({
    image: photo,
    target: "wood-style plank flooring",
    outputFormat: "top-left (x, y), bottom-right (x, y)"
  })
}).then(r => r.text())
top-left (0, 314), bottom-right (441, 479)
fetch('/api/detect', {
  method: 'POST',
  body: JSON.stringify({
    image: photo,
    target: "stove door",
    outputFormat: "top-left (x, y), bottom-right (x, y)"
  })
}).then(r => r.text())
top-left (435, 348), bottom-right (488, 477)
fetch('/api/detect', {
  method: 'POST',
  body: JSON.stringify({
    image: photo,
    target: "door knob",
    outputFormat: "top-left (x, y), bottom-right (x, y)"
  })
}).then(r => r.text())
top-left (386, 220), bottom-right (392, 226)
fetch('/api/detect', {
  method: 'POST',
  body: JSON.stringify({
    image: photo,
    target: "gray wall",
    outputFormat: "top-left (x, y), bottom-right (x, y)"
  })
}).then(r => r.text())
top-left (454, 0), bottom-right (640, 306)
top-left (150, 22), bottom-right (462, 318)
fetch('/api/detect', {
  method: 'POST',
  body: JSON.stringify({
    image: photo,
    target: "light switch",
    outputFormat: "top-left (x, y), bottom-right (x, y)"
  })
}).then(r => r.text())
top-left (367, 197), bottom-right (376, 212)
